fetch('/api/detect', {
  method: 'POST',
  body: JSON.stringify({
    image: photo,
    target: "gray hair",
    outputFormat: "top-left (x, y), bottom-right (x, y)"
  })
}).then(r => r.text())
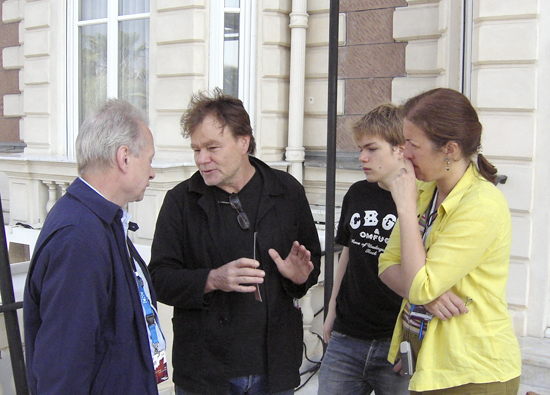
top-left (76, 99), bottom-right (149, 175)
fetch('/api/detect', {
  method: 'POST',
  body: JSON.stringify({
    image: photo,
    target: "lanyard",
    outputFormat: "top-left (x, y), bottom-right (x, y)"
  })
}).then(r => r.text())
top-left (127, 237), bottom-right (162, 354)
top-left (134, 271), bottom-right (161, 351)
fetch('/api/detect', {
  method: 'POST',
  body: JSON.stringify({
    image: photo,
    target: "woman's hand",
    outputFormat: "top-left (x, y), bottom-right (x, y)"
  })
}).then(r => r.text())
top-left (389, 159), bottom-right (418, 215)
top-left (425, 290), bottom-right (469, 320)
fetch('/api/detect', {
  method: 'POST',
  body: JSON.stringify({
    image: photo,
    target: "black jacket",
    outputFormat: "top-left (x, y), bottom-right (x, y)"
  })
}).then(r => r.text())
top-left (149, 157), bottom-right (322, 394)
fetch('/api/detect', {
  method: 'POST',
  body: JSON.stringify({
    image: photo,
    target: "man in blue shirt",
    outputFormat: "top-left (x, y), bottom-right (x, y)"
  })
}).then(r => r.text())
top-left (24, 100), bottom-right (164, 394)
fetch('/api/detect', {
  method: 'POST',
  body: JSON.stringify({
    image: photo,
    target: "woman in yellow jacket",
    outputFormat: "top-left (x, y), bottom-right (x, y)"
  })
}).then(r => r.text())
top-left (379, 88), bottom-right (521, 394)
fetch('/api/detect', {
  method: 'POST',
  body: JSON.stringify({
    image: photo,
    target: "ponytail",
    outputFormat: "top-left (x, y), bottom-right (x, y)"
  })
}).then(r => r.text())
top-left (476, 153), bottom-right (497, 184)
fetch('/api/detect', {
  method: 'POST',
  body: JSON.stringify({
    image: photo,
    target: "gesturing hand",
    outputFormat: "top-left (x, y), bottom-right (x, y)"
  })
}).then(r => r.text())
top-left (268, 241), bottom-right (313, 285)
top-left (205, 258), bottom-right (265, 293)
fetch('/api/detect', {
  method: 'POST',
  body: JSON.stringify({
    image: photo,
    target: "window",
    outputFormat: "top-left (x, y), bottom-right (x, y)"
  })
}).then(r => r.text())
top-left (68, 0), bottom-right (149, 156)
top-left (209, 1), bottom-right (255, 113)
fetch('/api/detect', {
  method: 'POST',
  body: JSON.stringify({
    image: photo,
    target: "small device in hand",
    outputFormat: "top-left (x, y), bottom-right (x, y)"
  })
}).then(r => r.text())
top-left (400, 341), bottom-right (414, 376)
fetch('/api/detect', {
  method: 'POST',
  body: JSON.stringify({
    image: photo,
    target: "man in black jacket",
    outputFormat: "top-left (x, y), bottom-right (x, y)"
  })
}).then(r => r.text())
top-left (149, 88), bottom-right (322, 395)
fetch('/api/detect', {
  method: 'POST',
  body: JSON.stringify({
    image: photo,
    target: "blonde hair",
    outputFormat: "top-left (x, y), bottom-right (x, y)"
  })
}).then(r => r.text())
top-left (352, 103), bottom-right (404, 147)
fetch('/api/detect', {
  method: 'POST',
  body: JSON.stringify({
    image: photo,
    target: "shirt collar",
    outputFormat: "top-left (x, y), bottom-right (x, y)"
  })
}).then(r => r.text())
top-left (418, 163), bottom-right (481, 216)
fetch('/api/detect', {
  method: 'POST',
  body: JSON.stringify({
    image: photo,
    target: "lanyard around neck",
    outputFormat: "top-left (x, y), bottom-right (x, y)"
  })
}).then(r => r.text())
top-left (126, 237), bottom-right (161, 352)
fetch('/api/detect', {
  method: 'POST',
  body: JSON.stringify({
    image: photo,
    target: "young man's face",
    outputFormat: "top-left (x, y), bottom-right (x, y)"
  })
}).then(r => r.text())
top-left (190, 114), bottom-right (250, 191)
top-left (357, 134), bottom-right (404, 190)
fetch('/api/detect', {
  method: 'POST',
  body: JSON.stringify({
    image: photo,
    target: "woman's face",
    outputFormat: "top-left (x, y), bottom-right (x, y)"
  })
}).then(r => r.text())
top-left (403, 119), bottom-right (447, 182)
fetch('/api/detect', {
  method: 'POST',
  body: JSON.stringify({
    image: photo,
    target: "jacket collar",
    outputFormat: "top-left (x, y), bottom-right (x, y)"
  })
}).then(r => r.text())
top-left (188, 156), bottom-right (286, 197)
top-left (418, 163), bottom-right (481, 216)
top-left (188, 156), bottom-right (286, 265)
top-left (66, 177), bottom-right (122, 226)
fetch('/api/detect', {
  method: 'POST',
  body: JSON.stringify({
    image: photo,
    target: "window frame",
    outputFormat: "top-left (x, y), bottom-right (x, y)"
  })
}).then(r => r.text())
top-left (209, 1), bottom-right (256, 125)
top-left (67, 0), bottom-right (150, 158)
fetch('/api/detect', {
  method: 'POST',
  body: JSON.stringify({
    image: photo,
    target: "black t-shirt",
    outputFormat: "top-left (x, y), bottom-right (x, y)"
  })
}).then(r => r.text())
top-left (214, 170), bottom-right (268, 377)
top-left (333, 180), bottom-right (402, 340)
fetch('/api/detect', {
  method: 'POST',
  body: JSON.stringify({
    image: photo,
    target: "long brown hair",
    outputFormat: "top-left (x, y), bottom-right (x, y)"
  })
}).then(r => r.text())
top-left (402, 88), bottom-right (497, 183)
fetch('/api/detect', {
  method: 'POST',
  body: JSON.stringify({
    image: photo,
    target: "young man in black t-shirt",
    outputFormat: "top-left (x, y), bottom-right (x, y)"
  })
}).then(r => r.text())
top-left (318, 104), bottom-right (409, 395)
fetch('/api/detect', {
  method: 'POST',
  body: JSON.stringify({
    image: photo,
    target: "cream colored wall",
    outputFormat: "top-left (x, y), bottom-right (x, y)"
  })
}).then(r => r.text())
top-left (392, 0), bottom-right (550, 337)
top-left (2, 0), bottom-right (68, 156)
top-left (149, 1), bottom-right (207, 162)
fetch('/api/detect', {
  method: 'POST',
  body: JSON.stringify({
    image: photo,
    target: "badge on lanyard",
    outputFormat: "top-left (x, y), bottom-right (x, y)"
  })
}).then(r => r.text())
top-left (153, 350), bottom-right (169, 384)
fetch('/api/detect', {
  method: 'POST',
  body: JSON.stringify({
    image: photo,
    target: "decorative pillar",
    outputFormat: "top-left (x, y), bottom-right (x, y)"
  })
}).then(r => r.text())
top-left (42, 181), bottom-right (57, 213)
top-left (286, 0), bottom-right (308, 182)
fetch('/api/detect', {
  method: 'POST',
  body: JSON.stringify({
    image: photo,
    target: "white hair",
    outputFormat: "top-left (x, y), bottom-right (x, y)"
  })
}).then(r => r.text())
top-left (76, 99), bottom-right (149, 175)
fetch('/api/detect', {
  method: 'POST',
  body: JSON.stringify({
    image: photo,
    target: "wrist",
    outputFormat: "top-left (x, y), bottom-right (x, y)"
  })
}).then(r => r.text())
top-left (204, 269), bottom-right (218, 293)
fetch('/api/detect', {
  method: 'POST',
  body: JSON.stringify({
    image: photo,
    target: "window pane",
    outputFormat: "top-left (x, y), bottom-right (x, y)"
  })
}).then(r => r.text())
top-left (120, 0), bottom-right (149, 16)
top-left (225, 0), bottom-right (240, 7)
top-left (119, 19), bottom-right (149, 113)
top-left (80, 0), bottom-right (107, 21)
top-left (80, 24), bottom-right (108, 124)
top-left (223, 12), bottom-right (239, 97)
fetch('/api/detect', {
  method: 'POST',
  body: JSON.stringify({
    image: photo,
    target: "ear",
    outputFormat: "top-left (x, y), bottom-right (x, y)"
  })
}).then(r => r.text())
top-left (444, 141), bottom-right (461, 159)
top-left (240, 135), bottom-right (251, 154)
top-left (116, 145), bottom-right (131, 173)
top-left (395, 144), bottom-right (405, 159)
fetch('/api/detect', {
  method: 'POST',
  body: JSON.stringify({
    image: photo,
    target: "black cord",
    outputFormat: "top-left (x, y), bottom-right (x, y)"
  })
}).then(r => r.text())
top-left (15, 222), bottom-right (34, 229)
top-left (296, 329), bottom-right (326, 391)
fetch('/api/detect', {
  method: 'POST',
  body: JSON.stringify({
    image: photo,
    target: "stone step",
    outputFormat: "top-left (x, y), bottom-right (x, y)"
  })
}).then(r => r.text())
top-left (519, 336), bottom-right (550, 395)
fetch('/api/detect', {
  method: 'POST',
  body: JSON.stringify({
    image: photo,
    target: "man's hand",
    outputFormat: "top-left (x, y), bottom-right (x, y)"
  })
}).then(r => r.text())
top-left (205, 258), bottom-right (265, 293)
top-left (425, 290), bottom-right (469, 320)
top-left (268, 241), bottom-right (313, 285)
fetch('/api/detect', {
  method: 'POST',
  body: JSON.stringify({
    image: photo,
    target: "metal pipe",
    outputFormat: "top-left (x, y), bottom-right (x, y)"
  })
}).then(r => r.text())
top-left (0, 194), bottom-right (29, 394)
top-left (323, 0), bottom-right (339, 320)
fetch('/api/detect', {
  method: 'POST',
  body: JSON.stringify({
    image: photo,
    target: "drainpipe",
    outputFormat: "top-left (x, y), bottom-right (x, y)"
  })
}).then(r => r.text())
top-left (286, 0), bottom-right (308, 182)
top-left (324, 0), bottom-right (339, 320)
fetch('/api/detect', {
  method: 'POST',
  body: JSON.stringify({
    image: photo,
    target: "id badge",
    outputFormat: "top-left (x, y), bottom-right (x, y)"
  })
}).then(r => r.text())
top-left (153, 350), bottom-right (169, 384)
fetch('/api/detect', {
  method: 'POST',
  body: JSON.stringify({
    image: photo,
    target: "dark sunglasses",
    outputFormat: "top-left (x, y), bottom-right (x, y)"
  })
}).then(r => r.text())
top-left (228, 193), bottom-right (251, 230)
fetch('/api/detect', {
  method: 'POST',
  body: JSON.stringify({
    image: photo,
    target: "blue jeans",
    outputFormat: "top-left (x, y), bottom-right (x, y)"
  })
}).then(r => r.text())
top-left (175, 374), bottom-right (294, 395)
top-left (318, 331), bottom-right (409, 395)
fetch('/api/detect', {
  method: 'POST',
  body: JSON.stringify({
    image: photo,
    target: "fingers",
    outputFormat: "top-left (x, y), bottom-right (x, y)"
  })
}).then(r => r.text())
top-left (444, 290), bottom-right (469, 315)
top-left (232, 258), bottom-right (260, 269)
top-left (268, 248), bottom-right (282, 264)
top-left (289, 241), bottom-right (312, 263)
top-left (404, 158), bottom-right (415, 172)
top-left (213, 259), bottom-right (265, 293)
top-left (393, 359), bottom-right (403, 375)
top-left (425, 291), bottom-right (469, 320)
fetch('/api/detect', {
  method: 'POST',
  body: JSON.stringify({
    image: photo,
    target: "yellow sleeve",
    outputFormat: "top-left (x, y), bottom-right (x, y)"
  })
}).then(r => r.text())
top-left (408, 187), bottom-right (510, 304)
top-left (378, 217), bottom-right (402, 275)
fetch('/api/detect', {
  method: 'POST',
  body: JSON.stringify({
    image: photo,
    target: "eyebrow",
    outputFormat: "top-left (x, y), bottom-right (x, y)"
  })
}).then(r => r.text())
top-left (191, 139), bottom-right (218, 149)
top-left (359, 142), bottom-right (377, 149)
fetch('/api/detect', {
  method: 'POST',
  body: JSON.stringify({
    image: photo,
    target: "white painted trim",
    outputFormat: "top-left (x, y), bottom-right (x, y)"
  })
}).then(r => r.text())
top-left (462, 0), bottom-right (473, 98)
top-left (208, 4), bottom-right (224, 91)
top-left (208, 0), bottom-right (255, 128)
top-left (67, 0), bottom-right (78, 159)
top-left (106, 0), bottom-right (118, 99)
top-left (240, 0), bottom-right (256, 131)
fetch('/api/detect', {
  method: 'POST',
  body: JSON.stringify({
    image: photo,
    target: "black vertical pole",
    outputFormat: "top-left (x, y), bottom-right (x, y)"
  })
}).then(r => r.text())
top-left (324, 0), bottom-right (339, 319)
top-left (0, 194), bottom-right (29, 395)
